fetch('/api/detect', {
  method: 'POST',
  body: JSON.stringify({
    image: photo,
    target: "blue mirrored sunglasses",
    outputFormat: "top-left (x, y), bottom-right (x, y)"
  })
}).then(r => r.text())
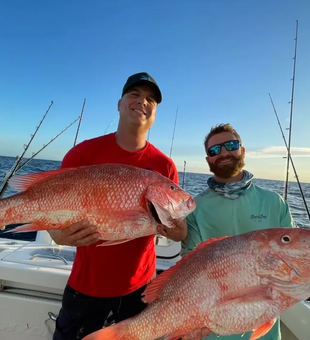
top-left (207, 140), bottom-right (240, 157)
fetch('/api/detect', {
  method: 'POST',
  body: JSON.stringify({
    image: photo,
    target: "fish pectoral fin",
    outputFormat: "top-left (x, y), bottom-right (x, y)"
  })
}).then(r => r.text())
top-left (250, 318), bottom-right (277, 340)
top-left (163, 331), bottom-right (184, 340)
top-left (182, 327), bottom-right (212, 340)
top-left (110, 210), bottom-right (148, 223)
top-left (165, 328), bottom-right (211, 340)
top-left (7, 223), bottom-right (48, 233)
top-left (222, 285), bottom-right (274, 304)
top-left (96, 239), bottom-right (132, 246)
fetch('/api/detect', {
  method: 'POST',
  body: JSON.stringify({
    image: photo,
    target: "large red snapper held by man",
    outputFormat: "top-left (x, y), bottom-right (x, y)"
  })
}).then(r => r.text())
top-left (83, 227), bottom-right (310, 340)
top-left (0, 163), bottom-right (195, 245)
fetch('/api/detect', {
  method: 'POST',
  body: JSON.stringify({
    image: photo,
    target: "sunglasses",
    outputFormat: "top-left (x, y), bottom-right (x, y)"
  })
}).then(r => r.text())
top-left (207, 140), bottom-right (240, 157)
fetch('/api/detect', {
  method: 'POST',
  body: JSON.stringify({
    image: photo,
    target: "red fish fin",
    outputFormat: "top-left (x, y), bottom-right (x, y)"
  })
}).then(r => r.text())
top-left (163, 331), bottom-right (184, 340)
top-left (118, 210), bottom-right (148, 220)
top-left (198, 235), bottom-right (231, 247)
top-left (6, 223), bottom-right (48, 233)
top-left (8, 167), bottom-right (76, 192)
top-left (143, 235), bottom-right (232, 304)
top-left (82, 324), bottom-right (126, 340)
top-left (250, 318), bottom-right (277, 340)
top-left (96, 239), bottom-right (131, 246)
top-left (223, 285), bottom-right (273, 304)
top-left (181, 327), bottom-right (212, 340)
top-left (181, 235), bottom-right (232, 263)
top-left (142, 265), bottom-right (179, 303)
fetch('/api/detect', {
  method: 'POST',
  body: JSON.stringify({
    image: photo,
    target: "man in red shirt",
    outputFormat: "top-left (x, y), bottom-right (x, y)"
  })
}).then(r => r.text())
top-left (50, 72), bottom-right (187, 340)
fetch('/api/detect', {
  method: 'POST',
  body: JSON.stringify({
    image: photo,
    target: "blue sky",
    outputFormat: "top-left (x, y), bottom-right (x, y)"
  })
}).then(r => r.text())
top-left (1, 0), bottom-right (310, 182)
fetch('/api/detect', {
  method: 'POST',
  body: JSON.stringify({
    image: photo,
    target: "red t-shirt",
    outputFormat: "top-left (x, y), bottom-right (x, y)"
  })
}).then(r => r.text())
top-left (60, 132), bottom-right (179, 297)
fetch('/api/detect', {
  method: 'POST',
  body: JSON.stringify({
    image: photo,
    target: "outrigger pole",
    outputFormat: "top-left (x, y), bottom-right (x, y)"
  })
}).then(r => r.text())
top-left (16, 116), bottom-right (81, 172)
top-left (284, 20), bottom-right (299, 200)
top-left (73, 99), bottom-right (86, 147)
top-left (0, 101), bottom-right (54, 198)
top-left (182, 160), bottom-right (187, 190)
top-left (169, 107), bottom-right (178, 158)
top-left (269, 93), bottom-right (310, 224)
top-left (104, 118), bottom-right (117, 135)
top-left (0, 101), bottom-right (82, 198)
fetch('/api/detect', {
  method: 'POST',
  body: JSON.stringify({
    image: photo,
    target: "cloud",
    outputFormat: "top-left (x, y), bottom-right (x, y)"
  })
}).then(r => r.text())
top-left (247, 146), bottom-right (310, 158)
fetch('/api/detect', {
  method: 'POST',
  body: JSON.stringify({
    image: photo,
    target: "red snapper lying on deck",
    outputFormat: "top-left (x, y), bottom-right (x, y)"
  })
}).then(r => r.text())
top-left (0, 163), bottom-right (195, 245)
top-left (83, 227), bottom-right (310, 340)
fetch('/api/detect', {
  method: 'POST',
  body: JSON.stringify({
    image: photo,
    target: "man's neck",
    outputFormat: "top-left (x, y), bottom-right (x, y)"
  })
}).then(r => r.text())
top-left (213, 170), bottom-right (244, 183)
top-left (115, 125), bottom-right (148, 151)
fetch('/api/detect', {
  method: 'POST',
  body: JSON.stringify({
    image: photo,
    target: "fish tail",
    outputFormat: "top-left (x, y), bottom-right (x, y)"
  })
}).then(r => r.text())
top-left (83, 323), bottom-right (133, 340)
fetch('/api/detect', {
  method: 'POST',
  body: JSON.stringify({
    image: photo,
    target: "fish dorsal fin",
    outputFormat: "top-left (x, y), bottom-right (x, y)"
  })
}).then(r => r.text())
top-left (8, 167), bottom-right (77, 192)
top-left (180, 235), bottom-right (232, 270)
top-left (181, 235), bottom-right (232, 266)
top-left (142, 235), bottom-right (232, 304)
top-left (142, 264), bottom-right (179, 303)
top-left (197, 235), bottom-right (231, 248)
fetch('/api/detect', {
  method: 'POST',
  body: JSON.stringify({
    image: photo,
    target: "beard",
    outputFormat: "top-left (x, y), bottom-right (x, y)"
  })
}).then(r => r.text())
top-left (208, 153), bottom-right (245, 179)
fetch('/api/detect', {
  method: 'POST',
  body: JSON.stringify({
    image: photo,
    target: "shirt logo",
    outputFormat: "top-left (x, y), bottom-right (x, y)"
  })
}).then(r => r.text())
top-left (250, 214), bottom-right (267, 222)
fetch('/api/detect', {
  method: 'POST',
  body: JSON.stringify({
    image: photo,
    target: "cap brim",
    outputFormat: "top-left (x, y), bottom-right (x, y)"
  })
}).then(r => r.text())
top-left (124, 81), bottom-right (162, 103)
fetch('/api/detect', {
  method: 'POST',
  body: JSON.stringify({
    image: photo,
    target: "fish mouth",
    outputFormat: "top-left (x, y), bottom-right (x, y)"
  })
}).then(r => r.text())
top-left (147, 201), bottom-right (162, 224)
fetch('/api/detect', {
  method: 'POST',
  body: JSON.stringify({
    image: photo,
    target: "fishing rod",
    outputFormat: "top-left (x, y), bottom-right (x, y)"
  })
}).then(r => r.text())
top-left (268, 93), bottom-right (310, 223)
top-left (73, 99), bottom-right (86, 147)
top-left (284, 20), bottom-right (299, 200)
top-left (16, 116), bottom-right (81, 171)
top-left (104, 118), bottom-right (117, 135)
top-left (169, 107), bottom-right (178, 158)
top-left (0, 101), bottom-right (54, 198)
top-left (147, 128), bottom-right (151, 141)
top-left (182, 160), bottom-right (187, 189)
top-left (0, 115), bottom-right (80, 198)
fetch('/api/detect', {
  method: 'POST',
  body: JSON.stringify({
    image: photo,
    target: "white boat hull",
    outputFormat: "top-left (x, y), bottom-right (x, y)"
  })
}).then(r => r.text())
top-left (0, 292), bottom-right (60, 339)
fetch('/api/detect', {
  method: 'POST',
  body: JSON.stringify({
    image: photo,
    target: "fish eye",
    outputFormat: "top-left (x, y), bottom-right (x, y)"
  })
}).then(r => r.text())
top-left (281, 235), bottom-right (291, 244)
top-left (170, 185), bottom-right (176, 190)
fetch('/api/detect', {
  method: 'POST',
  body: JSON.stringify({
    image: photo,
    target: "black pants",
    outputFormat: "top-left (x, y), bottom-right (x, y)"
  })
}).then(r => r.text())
top-left (53, 284), bottom-right (147, 340)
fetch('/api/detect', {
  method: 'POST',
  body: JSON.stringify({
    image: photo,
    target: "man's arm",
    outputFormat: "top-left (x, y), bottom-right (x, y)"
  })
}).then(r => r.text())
top-left (181, 211), bottom-right (202, 256)
top-left (280, 199), bottom-right (296, 228)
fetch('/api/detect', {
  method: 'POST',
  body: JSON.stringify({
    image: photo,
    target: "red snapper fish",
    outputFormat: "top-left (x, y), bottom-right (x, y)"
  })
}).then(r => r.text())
top-left (83, 227), bottom-right (310, 339)
top-left (0, 163), bottom-right (195, 245)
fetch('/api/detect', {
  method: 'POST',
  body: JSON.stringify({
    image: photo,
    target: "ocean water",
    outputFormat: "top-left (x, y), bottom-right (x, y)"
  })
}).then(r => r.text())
top-left (1, 155), bottom-right (309, 228)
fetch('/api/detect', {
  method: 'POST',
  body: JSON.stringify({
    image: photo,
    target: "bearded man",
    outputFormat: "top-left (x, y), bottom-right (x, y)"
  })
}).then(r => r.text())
top-left (181, 123), bottom-right (295, 340)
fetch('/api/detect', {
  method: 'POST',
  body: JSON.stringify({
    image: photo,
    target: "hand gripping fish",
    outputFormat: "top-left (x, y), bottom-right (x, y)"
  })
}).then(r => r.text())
top-left (83, 227), bottom-right (310, 339)
top-left (0, 163), bottom-right (195, 245)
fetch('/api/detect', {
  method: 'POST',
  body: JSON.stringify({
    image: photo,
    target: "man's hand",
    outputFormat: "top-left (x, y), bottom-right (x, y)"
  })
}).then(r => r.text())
top-left (157, 218), bottom-right (187, 242)
top-left (48, 220), bottom-right (101, 247)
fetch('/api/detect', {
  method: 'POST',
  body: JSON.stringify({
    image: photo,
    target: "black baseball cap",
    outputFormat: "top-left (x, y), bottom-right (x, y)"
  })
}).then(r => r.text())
top-left (122, 72), bottom-right (162, 103)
